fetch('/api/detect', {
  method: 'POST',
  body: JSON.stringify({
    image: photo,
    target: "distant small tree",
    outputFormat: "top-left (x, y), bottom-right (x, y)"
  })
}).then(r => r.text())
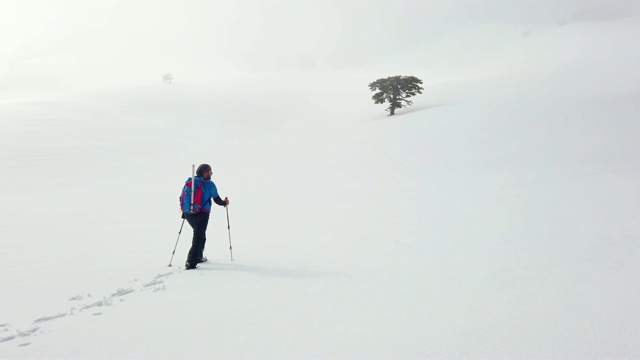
top-left (369, 75), bottom-right (423, 115)
top-left (163, 73), bottom-right (174, 84)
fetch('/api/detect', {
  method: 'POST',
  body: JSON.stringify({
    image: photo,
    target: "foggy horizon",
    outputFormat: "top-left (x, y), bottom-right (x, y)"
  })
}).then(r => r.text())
top-left (1, 0), bottom-right (639, 95)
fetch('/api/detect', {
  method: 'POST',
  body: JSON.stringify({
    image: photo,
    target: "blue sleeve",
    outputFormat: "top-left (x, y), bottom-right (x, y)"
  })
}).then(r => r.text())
top-left (208, 180), bottom-right (227, 207)
top-left (207, 181), bottom-right (219, 199)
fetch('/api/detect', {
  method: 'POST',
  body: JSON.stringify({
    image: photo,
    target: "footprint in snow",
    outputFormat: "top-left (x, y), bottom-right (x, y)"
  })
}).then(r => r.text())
top-left (111, 288), bottom-right (135, 297)
top-left (1, 269), bottom-right (180, 346)
top-left (33, 313), bottom-right (67, 324)
top-left (17, 326), bottom-right (40, 337)
top-left (80, 297), bottom-right (112, 311)
top-left (0, 334), bottom-right (16, 343)
top-left (143, 279), bottom-right (164, 288)
top-left (0, 325), bottom-right (40, 345)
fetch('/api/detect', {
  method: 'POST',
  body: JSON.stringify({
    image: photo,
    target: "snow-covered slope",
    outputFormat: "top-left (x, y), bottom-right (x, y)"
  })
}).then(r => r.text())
top-left (1, 6), bottom-right (639, 359)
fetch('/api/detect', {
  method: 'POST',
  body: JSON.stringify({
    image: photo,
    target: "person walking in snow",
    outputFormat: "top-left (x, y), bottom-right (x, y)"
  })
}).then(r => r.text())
top-left (182, 163), bottom-right (229, 270)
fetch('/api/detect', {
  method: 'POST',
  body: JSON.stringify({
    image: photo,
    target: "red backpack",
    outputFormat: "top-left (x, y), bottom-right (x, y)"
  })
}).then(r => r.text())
top-left (180, 177), bottom-right (204, 213)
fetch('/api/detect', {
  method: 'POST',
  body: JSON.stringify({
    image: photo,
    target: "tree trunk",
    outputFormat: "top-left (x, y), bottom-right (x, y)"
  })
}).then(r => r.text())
top-left (389, 84), bottom-right (399, 116)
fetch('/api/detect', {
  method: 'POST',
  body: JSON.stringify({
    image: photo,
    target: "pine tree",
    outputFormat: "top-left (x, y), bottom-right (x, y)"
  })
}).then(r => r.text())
top-left (369, 76), bottom-right (424, 115)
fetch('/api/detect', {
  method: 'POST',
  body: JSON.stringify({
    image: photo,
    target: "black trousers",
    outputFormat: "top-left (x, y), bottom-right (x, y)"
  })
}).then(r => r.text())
top-left (184, 211), bottom-right (210, 265)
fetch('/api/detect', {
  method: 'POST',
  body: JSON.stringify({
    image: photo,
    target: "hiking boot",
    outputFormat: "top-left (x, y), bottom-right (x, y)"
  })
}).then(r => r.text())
top-left (197, 256), bottom-right (208, 263)
top-left (185, 261), bottom-right (197, 270)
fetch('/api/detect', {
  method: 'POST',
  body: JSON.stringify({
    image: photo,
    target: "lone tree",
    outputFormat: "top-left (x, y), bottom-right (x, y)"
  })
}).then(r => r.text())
top-left (163, 73), bottom-right (174, 84)
top-left (369, 75), bottom-right (424, 115)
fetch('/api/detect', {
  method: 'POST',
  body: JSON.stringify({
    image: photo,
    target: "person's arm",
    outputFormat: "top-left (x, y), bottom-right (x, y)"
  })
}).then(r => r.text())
top-left (213, 196), bottom-right (227, 207)
top-left (208, 181), bottom-right (229, 207)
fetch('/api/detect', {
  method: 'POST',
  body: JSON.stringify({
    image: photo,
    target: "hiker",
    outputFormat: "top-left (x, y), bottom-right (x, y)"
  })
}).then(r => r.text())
top-left (181, 163), bottom-right (229, 269)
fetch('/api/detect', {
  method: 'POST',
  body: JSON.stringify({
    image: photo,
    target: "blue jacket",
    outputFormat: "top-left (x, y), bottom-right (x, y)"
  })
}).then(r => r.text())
top-left (183, 177), bottom-right (223, 213)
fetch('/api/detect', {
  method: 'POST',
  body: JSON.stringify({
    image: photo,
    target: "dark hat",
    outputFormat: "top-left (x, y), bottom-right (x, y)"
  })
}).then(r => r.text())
top-left (196, 163), bottom-right (212, 176)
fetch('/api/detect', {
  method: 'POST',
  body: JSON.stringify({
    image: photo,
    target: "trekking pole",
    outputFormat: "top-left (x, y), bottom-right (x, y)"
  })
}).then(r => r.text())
top-left (168, 218), bottom-right (186, 266)
top-left (226, 200), bottom-right (233, 261)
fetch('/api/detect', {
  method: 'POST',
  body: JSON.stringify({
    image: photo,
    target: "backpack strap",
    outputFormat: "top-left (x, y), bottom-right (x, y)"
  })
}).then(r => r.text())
top-left (194, 177), bottom-right (204, 212)
top-left (196, 178), bottom-right (212, 212)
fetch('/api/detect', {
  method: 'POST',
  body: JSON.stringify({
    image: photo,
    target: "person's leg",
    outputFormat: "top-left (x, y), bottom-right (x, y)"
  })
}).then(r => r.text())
top-left (198, 233), bottom-right (207, 262)
top-left (185, 213), bottom-right (197, 230)
top-left (184, 213), bottom-right (198, 268)
top-left (187, 212), bottom-right (209, 268)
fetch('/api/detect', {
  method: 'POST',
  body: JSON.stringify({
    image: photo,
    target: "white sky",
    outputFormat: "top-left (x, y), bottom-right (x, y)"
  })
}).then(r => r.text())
top-left (1, 0), bottom-right (639, 90)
